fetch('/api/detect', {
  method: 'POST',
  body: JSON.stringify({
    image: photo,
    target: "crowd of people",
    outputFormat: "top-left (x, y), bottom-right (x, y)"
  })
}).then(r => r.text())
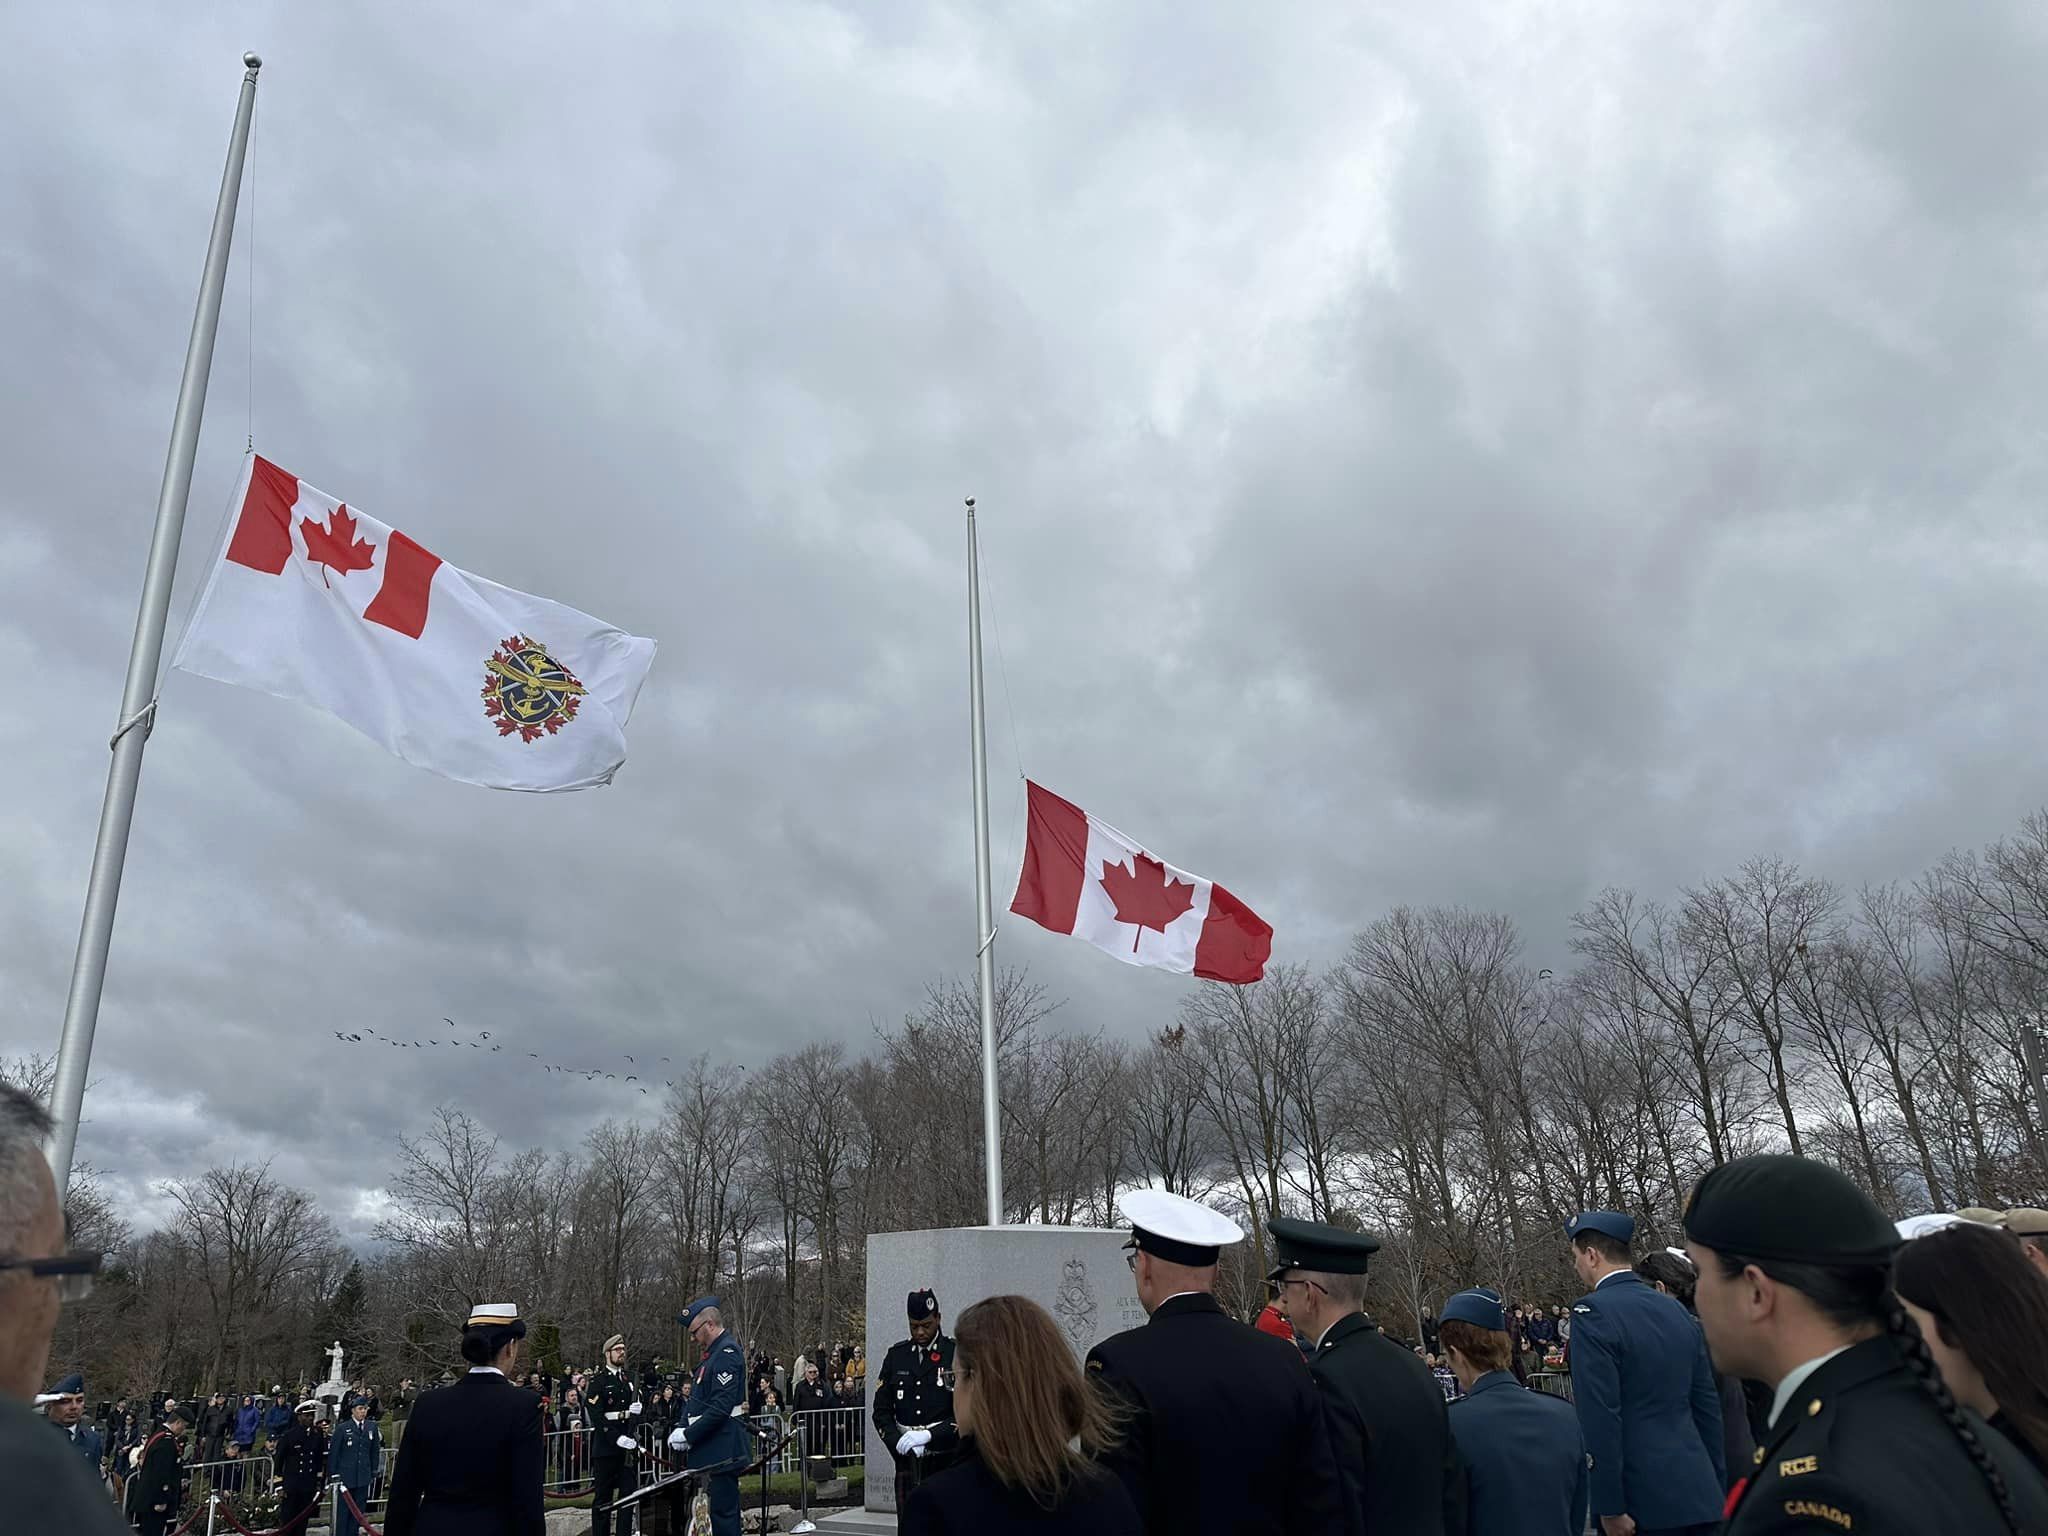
top-left (11, 1075), bottom-right (2048, 1536)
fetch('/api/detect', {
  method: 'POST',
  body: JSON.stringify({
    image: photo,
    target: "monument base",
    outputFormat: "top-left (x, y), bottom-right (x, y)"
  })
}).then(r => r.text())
top-left (862, 1225), bottom-right (1140, 1513)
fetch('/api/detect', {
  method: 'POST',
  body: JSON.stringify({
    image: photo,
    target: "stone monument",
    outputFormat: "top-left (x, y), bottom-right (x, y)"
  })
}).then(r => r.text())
top-left (863, 1226), bottom-right (1141, 1513)
top-left (313, 1339), bottom-right (347, 1420)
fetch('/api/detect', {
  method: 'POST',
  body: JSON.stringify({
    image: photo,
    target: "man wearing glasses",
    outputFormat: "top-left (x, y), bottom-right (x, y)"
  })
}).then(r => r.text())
top-left (1085, 1190), bottom-right (1343, 1536)
top-left (1267, 1215), bottom-right (1460, 1536)
top-left (0, 1081), bottom-right (125, 1533)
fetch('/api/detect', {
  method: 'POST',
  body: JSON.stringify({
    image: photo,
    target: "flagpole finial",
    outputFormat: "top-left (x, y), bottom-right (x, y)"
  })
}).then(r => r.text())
top-left (965, 496), bottom-right (976, 511)
top-left (244, 51), bottom-right (263, 71)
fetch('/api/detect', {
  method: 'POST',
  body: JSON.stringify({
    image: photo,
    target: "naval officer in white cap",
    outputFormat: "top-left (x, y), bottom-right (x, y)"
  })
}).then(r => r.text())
top-left (384, 1303), bottom-right (544, 1536)
top-left (1085, 1190), bottom-right (1345, 1536)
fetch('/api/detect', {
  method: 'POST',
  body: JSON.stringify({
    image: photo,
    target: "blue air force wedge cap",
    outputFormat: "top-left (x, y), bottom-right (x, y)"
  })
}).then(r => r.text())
top-left (678, 1295), bottom-right (722, 1327)
top-left (1566, 1210), bottom-right (1635, 1246)
top-left (1441, 1288), bottom-right (1506, 1332)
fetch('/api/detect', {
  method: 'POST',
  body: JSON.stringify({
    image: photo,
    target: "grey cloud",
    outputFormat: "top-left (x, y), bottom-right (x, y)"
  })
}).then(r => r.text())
top-left (3, 1), bottom-right (2047, 1234)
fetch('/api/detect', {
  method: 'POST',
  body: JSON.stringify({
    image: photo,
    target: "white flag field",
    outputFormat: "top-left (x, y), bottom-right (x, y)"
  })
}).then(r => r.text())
top-left (173, 454), bottom-right (657, 792)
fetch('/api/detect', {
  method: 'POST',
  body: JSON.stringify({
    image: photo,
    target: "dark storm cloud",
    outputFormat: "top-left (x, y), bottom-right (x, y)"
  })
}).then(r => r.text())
top-left (3, 2), bottom-right (2046, 1240)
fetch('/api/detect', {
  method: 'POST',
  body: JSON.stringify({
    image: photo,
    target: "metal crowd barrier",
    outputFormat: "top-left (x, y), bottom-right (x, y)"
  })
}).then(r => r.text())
top-left (1528, 1370), bottom-right (1574, 1402)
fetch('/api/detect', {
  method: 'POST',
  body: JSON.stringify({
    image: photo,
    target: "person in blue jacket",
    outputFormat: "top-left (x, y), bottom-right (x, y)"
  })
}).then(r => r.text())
top-left (233, 1394), bottom-right (262, 1453)
top-left (1564, 1210), bottom-right (1725, 1536)
top-left (1441, 1288), bottom-right (1587, 1536)
top-left (262, 1390), bottom-right (294, 1446)
top-left (666, 1295), bottom-right (750, 1536)
top-left (330, 1396), bottom-right (383, 1535)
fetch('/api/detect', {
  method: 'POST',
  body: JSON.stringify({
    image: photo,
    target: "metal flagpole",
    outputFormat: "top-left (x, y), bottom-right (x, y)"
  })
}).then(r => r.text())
top-left (966, 497), bottom-right (1005, 1226)
top-left (44, 53), bottom-right (263, 1196)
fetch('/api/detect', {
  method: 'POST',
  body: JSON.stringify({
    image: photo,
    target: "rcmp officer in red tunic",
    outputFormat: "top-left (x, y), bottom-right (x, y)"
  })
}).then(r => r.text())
top-left (873, 1288), bottom-right (962, 1509)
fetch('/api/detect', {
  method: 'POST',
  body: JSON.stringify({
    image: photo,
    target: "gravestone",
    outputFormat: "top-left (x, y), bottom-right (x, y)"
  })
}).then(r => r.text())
top-left (862, 1226), bottom-right (1141, 1513)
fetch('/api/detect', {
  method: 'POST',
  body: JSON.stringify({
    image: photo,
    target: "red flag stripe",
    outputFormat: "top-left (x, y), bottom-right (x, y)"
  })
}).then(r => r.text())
top-left (224, 455), bottom-right (298, 574)
top-left (1194, 882), bottom-right (1273, 984)
top-left (362, 529), bottom-right (443, 639)
top-left (1010, 780), bottom-right (1090, 934)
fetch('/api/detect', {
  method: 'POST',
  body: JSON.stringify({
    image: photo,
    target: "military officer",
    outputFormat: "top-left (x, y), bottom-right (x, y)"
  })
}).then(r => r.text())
top-left (331, 1396), bottom-right (383, 1536)
top-left (43, 1372), bottom-right (106, 1473)
top-left (587, 1332), bottom-right (644, 1536)
top-left (666, 1295), bottom-right (750, 1536)
top-left (1564, 1208), bottom-right (1725, 1536)
top-left (1439, 1287), bottom-right (1589, 1536)
top-left (1686, 1155), bottom-right (2048, 1536)
top-left (275, 1399), bottom-right (329, 1528)
top-left (872, 1288), bottom-right (964, 1509)
top-left (383, 1301), bottom-right (546, 1536)
top-left (131, 1399), bottom-right (192, 1536)
top-left (1087, 1190), bottom-right (1344, 1536)
top-left (1267, 1214), bottom-right (1459, 1536)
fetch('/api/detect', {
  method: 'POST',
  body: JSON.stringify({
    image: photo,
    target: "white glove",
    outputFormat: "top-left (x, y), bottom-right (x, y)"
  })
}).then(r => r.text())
top-left (910, 1439), bottom-right (929, 1458)
top-left (895, 1428), bottom-right (931, 1457)
top-left (668, 1427), bottom-right (688, 1451)
top-left (627, 1400), bottom-right (642, 1415)
top-left (616, 1434), bottom-right (638, 1452)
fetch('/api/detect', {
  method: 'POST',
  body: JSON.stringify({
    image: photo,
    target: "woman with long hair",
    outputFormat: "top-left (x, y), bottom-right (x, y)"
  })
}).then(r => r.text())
top-left (1635, 1247), bottom-right (1758, 1484)
top-left (1683, 1154), bottom-right (2048, 1535)
top-left (1894, 1220), bottom-right (2048, 1480)
top-left (900, 1295), bottom-right (1137, 1535)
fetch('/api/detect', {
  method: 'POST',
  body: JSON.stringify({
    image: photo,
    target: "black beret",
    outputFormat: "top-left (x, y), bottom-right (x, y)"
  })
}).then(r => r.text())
top-left (1683, 1154), bottom-right (1898, 1267)
top-left (1266, 1216), bottom-right (1381, 1280)
top-left (907, 1289), bottom-right (938, 1320)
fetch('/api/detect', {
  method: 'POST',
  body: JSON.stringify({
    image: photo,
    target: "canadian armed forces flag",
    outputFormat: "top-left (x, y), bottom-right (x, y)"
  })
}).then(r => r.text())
top-left (173, 454), bottom-right (656, 792)
top-left (1009, 781), bottom-right (1273, 983)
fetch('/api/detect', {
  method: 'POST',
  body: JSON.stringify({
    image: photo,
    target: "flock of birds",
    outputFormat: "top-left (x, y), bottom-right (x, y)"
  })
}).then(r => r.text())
top-left (329, 1017), bottom-right (678, 1092)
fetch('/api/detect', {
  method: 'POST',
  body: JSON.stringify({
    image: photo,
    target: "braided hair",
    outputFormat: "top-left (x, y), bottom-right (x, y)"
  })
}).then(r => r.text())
top-left (1712, 1250), bottom-right (2020, 1536)
top-left (1884, 1296), bottom-right (2019, 1536)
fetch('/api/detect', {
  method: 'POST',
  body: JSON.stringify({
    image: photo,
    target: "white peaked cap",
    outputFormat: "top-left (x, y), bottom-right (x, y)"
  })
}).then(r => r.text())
top-left (1895, 1212), bottom-right (1964, 1240)
top-left (1119, 1189), bottom-right (1243, 1250)
top-left (467, 1302), bottom-right (521, 1326)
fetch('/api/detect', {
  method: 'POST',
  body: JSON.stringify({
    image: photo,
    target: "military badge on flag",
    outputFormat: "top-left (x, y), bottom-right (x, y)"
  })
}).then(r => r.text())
top-left (173, 453), bottom-right (657, 791)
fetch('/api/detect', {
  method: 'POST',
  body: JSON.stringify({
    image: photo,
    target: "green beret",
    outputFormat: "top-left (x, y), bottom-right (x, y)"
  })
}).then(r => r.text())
top-left (1683, 1154), bottom-right (1897, 1266)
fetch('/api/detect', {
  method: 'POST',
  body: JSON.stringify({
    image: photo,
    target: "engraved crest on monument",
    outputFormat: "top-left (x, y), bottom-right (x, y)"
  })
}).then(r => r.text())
top-left (1054, 1254), bottom-right (1098, 1349)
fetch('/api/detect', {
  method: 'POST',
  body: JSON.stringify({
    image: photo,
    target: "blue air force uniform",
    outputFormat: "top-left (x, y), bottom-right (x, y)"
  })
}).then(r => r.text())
top-left (46, 1375), bottom-right (105, 1473)
top-left (332, 1412), bottom-right (383, 1535)
top-left (676, 1296), bottom-right (750, 1536)
top-left (1565, 1211), bottom-right (1724, 1535)
top-left (1439, 1288), bottom-right (1588, 1536)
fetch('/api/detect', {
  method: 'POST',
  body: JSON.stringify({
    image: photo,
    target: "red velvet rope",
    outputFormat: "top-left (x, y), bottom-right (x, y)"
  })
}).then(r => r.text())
top-left (211, 1493), bottom-right (319, 1536)
top-left (339, 1485), bottom-right (383, 1535)
top-left (166, 1502), bottom-right (210, 1536)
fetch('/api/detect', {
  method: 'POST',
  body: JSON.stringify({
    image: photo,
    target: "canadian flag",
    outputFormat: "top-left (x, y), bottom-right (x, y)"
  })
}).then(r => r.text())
top-left (1009, 781), bottom-right (1273, 984)
top-left (173, 454), bottom-right (657, 792)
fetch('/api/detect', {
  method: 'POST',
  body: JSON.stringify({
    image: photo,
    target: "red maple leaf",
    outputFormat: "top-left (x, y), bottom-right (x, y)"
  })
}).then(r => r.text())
top-left (299, 505), bottom-right (375, 586)
top-left (1099, 853), bottom-right (1196, 951)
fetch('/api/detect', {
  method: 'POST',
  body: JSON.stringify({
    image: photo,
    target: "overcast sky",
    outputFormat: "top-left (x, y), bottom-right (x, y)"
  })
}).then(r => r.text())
top-left (4, 3), bottom-right (2046, 1242)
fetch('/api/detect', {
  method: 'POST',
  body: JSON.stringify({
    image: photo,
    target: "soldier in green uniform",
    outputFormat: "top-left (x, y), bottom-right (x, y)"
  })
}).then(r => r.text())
top-left (1683, 1153), bottom-right (2048, 1535)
